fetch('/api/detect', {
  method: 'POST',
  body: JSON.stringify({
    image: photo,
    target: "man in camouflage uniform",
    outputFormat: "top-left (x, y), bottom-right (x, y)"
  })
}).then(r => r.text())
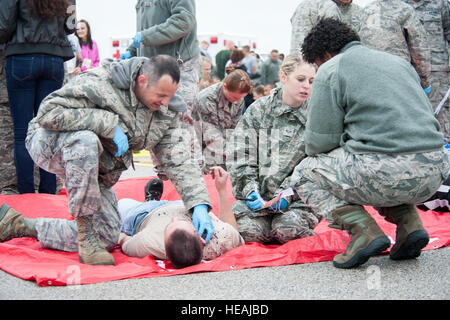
top-left (290, 0), bottom-right (362, 54)
top-left (334, 0), bottom-right (363, 32)
top-left (226, 74), bottom-right (321, 244)
top-left (290, 0), bottom-right (342, 54)
top-left (297, 18), bottom-right (448, 269)
top-left (359, 0), bottom-right (431, 89)
top-left (402, 0), bottom-right (450, 138)
top-left (124, 0), bottom-right (203, 173)
top-left (0, 45), bottom-right (17, 195)
top-left (0, 56), bottom-right (214, 266)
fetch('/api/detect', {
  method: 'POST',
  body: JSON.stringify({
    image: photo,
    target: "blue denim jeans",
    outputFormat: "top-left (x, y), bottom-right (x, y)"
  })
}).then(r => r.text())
top-left (118, 199), bottom-right (183, 236)
top-left (5, 54), bottom-right (64, 194)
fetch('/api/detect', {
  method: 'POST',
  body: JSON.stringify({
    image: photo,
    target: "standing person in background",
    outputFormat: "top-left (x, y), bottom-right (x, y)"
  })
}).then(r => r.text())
top-left (334, 0), bottom-right (362, 32)
top-left (64, 33), bottom-right (82, 82)
top-left (242, 45), bottom-right (259, 78)
top-left (359, 0), bottom-right (431, 90)
top-left (197, 69), bottom-right (251, 173)
top-left (199, 40), bottom-right (213, 64)
top-left (0, 0), bottom-right (75, 194)
top-left (290, 0), bottom-right (342, 54)
top-left (258, 49), bottom-right (282, 86)
top-left (215, 40), bottom-right (235, 80)
top-left (402, 0), bottom-right (450, 139)
top-left (75, 19), bottom-right (100, 73)
top-left (0, 44), bottom-right (17, 195)
top-left (225, 49), bottom-right (247, 74)
top-left (121, 0), bottom-right (204, 178)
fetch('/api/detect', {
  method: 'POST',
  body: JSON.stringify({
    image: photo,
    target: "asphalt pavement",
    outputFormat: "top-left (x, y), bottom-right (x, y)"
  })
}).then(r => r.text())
top-left (1, 164), bottom-right (449, 302)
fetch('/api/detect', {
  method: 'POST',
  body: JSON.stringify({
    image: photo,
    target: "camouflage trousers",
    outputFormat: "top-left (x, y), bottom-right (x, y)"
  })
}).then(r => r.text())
top-left (0, 49), bottom-right (17, 194)
top-left (153, 54), bottom-right (204, 176)
top-left (232, 199), bottom-right (322, 244)
top-left (34, 187), bottom-right (120, 252)
top-left (429, 71), bottom-right (449, 139)
top-left (290, 147), bottom-right (449, 223)
top-left (25, 128), bottom-right (121, 251)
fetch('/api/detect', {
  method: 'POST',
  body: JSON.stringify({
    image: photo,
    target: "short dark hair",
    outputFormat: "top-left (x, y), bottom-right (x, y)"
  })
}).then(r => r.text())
top-left (165, 229), bottom-right (203, 269)
top-left (301, 18), bottom-right (360, 64)
top-left (139, 55), bottom-right (180, 86)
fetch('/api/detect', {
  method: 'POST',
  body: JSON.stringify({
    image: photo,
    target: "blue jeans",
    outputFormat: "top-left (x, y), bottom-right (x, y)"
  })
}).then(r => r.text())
top-left (118, 199), bottom-right (183, 236)
top-left (5, 54), bottom-right (64, 194)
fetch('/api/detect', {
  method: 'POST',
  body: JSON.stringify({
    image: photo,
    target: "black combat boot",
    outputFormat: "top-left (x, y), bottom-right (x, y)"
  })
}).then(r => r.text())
top-left (144, 178), bottom-right (164, 201)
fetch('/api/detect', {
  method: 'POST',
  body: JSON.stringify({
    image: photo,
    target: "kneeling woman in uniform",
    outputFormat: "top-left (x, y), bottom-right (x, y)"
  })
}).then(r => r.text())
top-left (226, 53), bottom-right (319, 244)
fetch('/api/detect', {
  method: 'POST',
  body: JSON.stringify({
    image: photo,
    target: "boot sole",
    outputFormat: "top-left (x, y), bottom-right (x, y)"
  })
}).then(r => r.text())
top-left (0, 203), bottom-right (11, 221)
top-left (390, 230), bottom-right (429, 261)
top-left (333, 236), bottom-right (391, 269)
top-left (79, 255), bottom-right (115, 266)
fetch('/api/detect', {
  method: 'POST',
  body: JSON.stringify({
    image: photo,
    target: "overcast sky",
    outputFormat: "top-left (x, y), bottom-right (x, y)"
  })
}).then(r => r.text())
top-left (76, 0), bottom-right (373, 60)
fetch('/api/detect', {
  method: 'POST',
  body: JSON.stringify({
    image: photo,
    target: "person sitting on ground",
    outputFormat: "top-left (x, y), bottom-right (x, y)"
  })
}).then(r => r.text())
top-left (118, 167), bottom-right (244, 268)
top-left (291, 18), bottom-right (448, 269)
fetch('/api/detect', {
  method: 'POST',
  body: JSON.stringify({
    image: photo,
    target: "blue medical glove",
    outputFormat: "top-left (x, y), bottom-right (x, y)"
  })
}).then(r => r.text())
top-left (192, 204), bottom-right (214, 243)
top-left (246, 191), bottom-right (264, 211)
top-left (113, 125), bottom-right (129, 157)
top-left (424, 85), bottom-right (432, 95)
top-left (132, 32), bottom-right (142, 49)
top-left (269, 198), bottom-right (288, 211)
top-left (120, 50), bottom-right (132, 60)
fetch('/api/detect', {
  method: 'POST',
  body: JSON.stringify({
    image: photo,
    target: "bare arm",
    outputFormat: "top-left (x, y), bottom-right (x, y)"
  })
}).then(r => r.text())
top-left (210, 167), bottom-right (238, 232)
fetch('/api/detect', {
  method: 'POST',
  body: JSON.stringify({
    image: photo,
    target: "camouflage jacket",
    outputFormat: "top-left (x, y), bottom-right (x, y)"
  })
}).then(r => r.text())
top-left (197, 82), bottom-right (245, 169)
top-left (402, 0), bottom-right (450, 71)
top-left (28, 57), bottom-right (211, 210)
top-left (226, 87), bottom-right (308, 204)
top-left (290, 0), bottom-right (342, 54)
top-left (334, 0), bottom-right (363, 32)
top-left (359, 0), bottom-right (431, 88)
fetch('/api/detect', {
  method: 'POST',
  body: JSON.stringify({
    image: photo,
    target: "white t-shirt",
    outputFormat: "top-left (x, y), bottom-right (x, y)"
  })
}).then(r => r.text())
top-left (120, 202), bottom-right (244, 260)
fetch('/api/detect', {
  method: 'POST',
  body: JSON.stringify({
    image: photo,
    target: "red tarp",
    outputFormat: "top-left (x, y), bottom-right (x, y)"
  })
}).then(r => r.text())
top-left (0, 176), bottom-right (449, 287)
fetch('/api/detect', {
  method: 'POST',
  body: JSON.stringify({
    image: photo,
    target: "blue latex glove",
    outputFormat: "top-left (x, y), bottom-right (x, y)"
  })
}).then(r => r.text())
top-left (246, 191), bottom-right (264, 211)
top-left (120, 50), bottom-right (132, 60)
top-left (269, 198), bottom-right (288, 211)
top-left (424, 85), bottom-right (432, 95)
top-left (113, 125), bottom-right (129, 157)
top-left (192, 204), bottom-right (214, 243)
top-left (132, 32), bottom-right (142, 49)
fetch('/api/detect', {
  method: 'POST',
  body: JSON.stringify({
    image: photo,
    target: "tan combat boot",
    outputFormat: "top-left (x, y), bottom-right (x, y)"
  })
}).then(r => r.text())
top-left (377, 204), bottom-right (429, 260)
top-left (330, 205), bottom-right (391, 269)
top-left (76, 215), bottom-right (115, 266)
top-left (0, 203), bottom-right (37, 242)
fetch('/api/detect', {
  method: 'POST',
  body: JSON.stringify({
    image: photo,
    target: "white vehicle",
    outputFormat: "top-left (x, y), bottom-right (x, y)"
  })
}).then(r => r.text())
top-left (107, 32), bottom-right (259, 62)
top-left (108, 35), bottom-right (133, 60)
top-left (198, 32), bottom-right (258, 64)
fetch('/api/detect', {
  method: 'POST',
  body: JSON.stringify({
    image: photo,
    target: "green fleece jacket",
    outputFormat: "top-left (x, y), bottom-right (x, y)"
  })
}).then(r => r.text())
top-left (305, 41), bottom-right (443, 156)
top-left (129, 0), bottom-right (199, 62)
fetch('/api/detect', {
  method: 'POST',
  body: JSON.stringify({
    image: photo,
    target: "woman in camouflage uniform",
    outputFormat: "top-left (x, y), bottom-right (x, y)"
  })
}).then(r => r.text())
top-left (197, 69), bottom-right (251, 173)
top-left (226, 53), bottom-right (319, 244)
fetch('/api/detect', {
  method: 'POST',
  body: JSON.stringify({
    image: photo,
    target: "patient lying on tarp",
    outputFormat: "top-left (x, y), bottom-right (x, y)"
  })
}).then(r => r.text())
top-left (117, 166), bottom-right (244, 268)
top-left (0, 167), bottom-right (243, 269)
